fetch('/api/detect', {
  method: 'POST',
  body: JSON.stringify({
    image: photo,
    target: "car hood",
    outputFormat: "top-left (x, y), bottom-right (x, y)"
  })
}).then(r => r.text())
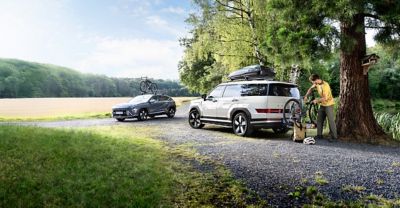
top-left (112, 103), bottom-right (146, 109)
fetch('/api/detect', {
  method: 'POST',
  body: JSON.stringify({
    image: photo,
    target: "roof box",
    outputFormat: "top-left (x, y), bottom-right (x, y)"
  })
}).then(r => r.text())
top-left (228, 65), bottom-right (275, 81)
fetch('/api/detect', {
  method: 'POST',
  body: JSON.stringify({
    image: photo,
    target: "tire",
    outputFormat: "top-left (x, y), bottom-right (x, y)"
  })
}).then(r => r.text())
top-left (150, 83), bottom-right (158, 93)
top-left (116, 118), bottom-right (125, 122)
top-left (139, 81), bottom-right (148, 93)
top-left (308, 103), bottom-right (319, 125)
top-left (188, 109), bottom-right (204, 129)
top-left (232, 112), bottom-right (253, 136)
top-left (167, 108), bottom-right (175, 118)
top-left (273, 127), bottom-right (289, 134)
top-left (283, 99), bottom-right (302, 128)
top-left (137, 109), bottom-right (148, 121)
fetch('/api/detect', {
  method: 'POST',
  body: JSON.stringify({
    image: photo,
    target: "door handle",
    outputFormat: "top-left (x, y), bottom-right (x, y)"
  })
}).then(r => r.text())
top-left (232, 99), bottom-right (239, 102)
top-left (212, 99), bottom-right (218, 103)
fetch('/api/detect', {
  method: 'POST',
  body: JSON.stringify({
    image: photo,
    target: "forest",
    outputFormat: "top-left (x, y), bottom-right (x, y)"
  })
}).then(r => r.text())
top-left (0, 58), bottom-right (196, 98)
top-left (179, 1), bottom-right (399, 99)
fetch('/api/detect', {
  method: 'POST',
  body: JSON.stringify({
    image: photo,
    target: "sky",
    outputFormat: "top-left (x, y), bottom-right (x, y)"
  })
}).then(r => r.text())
top-left (0, 0), bottom-right (378, 80)
top-left (0, 0), bottom-right (193, 80)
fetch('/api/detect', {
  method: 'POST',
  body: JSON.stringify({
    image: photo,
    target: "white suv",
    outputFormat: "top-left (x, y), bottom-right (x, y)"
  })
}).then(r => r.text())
top-left (188, 80), bottom-right (300, 136)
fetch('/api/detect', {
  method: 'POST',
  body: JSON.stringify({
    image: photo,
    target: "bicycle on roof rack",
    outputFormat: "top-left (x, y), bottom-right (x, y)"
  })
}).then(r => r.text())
top-left (282, 91), bottom-right (319, 129)
top-left (139, 77), bottom-right (158, 94)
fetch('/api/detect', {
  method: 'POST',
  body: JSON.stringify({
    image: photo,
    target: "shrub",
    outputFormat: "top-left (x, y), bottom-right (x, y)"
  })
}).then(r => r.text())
top-left (374, 112), bottom-right (400, 141)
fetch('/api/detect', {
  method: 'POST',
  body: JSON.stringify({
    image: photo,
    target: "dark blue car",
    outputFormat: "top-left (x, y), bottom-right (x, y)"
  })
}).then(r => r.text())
top-left (112, 94), bottom-right (176, 122)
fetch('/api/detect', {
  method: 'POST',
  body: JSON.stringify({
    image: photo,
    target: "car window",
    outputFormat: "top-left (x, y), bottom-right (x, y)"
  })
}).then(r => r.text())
top-left (129, 95), bottom-right (152, 103)
top-left (150, 96), bottom-right (159, 102)
top-left (223, 84), bottom-right (241, 97)
top-left (208, 85), bottom-right (226, 98)
top-left (240, 84), bottom-right (260, 96)
top-left (158, 96), bottom-right (167, 101)
top-left (258, 84), bottom-right (268, 96)
top-left (268, 84), bottom-right (300, 98)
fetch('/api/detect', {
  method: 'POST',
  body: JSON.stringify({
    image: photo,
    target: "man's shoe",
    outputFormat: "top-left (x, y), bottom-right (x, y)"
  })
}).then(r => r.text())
top-left (329, 137), bottom-right (337, 143)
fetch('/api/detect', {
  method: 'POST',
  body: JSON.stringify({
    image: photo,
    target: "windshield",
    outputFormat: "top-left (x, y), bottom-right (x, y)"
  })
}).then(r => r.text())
top-left (129, 95), bottom-right (152, 104)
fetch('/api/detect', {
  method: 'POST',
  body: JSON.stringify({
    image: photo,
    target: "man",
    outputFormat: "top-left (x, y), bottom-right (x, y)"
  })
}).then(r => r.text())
top-left (304, 74), bottom-right (338, 142)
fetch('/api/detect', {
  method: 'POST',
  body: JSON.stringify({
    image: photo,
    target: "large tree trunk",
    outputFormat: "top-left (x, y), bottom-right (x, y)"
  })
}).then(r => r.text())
top-left (337, 14), bottom-right (389, 144)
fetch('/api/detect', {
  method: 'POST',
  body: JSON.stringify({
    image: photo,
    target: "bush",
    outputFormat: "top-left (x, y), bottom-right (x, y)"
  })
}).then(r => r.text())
top-left (374, 112), bottom-right (400, 141)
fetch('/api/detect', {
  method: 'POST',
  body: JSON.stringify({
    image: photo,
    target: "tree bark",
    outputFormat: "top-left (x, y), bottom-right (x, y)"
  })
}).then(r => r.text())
top-left (337, 14), bottom-right (389, 144)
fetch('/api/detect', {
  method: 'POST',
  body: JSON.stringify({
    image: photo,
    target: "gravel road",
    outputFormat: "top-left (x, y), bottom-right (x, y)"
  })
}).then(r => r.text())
top-left (3, 105), bottom-right (400, 206)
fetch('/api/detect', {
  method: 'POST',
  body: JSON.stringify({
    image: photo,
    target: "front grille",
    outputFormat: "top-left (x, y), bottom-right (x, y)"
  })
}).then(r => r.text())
top-left (113, 109), bottom-right (128, 117)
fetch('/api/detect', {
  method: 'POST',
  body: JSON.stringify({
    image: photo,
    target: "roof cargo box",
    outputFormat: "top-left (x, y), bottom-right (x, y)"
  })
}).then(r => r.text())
top-left (228, 65), bottom-right (275, 81)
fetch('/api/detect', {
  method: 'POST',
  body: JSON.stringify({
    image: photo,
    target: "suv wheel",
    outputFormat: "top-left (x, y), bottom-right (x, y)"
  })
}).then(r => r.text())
top-left (273, 127), bottom-right (289, 134)
top-left (188, 109), bottom-right (204, 129)
top-left (137, 109), bottom-right (148, 121)
top-left (232, 112), bottom-right (253, 136)
top-left (167, 108), bottom-right (175, 118)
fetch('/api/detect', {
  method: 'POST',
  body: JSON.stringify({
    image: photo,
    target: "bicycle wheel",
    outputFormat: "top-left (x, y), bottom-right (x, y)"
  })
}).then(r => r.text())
top-left (150, 83), bottom-right (158, 93)
top-left (283, 99), bottom-right (302, 127)
top-left (139, 81), bottom-right (148, 93)
top-left (308, 103), bottom-right (319, 125)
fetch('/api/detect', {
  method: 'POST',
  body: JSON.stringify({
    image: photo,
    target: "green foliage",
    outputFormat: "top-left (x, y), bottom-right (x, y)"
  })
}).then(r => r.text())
top-left (180, 0), bottom-right (400, 106)
top-left (0, 58), bottom-right (197, 98)
top-left (374, 112), bottom-right (400, 141)
top-left (179, 0), bottom-right (270, 93)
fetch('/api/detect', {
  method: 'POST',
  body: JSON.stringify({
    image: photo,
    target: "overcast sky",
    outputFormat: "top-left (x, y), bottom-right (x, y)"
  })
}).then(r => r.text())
top-left (0, 0), bottom-right (192, 80)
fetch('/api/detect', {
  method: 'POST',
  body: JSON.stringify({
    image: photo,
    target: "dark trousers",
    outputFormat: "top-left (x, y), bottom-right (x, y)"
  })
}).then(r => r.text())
top-left (317, 105), bottom-right (337, 139)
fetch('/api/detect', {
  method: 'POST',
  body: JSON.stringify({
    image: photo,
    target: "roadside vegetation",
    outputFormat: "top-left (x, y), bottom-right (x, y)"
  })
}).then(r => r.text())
top-left (375, 112), bottom-right (400, 141)
top-left (0, 125), bottom-right (264, 207)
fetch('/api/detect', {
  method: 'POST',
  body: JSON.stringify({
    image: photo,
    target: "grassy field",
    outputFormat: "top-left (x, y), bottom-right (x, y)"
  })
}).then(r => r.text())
top-left (0, 125), bottom-right (263, 207)
top-left (0, 97), bottom-right (197, 121)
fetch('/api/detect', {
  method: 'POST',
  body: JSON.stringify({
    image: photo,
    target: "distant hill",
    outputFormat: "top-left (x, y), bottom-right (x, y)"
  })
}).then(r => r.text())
top-left (0, 58), bottom-right (196, 98)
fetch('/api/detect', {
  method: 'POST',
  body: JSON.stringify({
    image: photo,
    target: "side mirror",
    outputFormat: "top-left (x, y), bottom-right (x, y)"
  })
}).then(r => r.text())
top-left (201, 94), bottom-right (207, 101)
top-left (149, 99), bottom-right (156, 103)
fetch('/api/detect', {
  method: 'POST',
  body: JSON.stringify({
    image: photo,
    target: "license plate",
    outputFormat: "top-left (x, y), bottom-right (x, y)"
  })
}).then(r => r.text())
top-left (115, 111), bottom-right (123, 115)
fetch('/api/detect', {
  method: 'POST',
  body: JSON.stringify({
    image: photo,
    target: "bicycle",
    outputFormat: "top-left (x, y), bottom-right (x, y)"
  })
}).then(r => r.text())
top-left (139, 77), bottom-right (158, 94)
top-left (282, 91), bottom-right (320, 128)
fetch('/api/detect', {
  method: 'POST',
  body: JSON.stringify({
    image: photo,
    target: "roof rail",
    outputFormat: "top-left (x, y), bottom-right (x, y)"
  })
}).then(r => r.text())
top-left (228, 76), bottom-right (274, 82)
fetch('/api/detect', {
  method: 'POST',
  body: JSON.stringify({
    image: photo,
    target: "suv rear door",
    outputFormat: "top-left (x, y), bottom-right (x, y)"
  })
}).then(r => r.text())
top-left (266, 83), bottom-right (300, 119)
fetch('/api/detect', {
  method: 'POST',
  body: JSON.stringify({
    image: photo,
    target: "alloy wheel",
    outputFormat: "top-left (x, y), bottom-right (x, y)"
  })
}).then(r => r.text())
top-left (233, 114), bottom-right (248, 136)
top-left (189, 110), bottom-right (203, 128)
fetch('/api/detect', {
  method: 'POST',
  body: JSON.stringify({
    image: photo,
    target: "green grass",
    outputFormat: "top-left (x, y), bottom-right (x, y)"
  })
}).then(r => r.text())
top-left (0, 125), bottom-right (264, 207)
top-left (372, 99), bottom-right (400, 112)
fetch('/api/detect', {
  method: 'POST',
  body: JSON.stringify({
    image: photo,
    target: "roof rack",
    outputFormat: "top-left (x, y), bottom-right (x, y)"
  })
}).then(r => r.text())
top-left (228, 65), bottom-right (275, 81)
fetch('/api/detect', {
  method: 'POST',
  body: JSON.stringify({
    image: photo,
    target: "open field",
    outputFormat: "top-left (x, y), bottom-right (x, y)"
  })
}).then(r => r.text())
top-left (0, 97), bottom-right (196, 120)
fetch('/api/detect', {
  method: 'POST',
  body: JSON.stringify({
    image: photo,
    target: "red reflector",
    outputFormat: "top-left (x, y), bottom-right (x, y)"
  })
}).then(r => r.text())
top-left (256, 109), bottom-right (283, 113)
